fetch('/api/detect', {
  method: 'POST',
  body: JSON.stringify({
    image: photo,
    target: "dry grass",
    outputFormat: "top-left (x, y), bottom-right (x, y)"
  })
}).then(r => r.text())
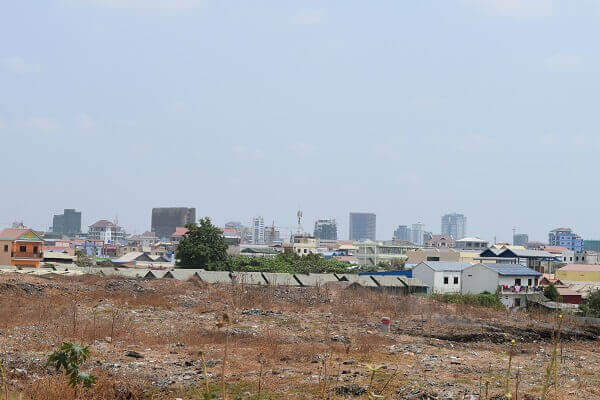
top-left (0, 273), bottom-right (596, 399)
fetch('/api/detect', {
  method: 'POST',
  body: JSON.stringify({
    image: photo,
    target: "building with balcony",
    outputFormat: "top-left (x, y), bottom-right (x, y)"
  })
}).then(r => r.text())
top-left (88, 220), bottom-right (126, 244)
top-left (461, 263), bottom-right (542, 308)
top-left (548, 228), bottom-right (583, 252)
top-left (0, 228), bottom-right (44, 268)
top-left (355, 241), bottom-right (412, 267)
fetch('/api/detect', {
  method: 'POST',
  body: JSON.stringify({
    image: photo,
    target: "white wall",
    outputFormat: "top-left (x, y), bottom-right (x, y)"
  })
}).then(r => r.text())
top-left (461, 264), bottom-right (498, 294)
top-left (412, 263), bottom-right (435, 293)
top-left (432, 270), bottom-right (462, 294)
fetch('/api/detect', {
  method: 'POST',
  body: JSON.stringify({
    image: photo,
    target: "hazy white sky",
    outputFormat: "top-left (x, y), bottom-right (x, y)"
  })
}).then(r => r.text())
top-left (2, 0), bottom-right (600, 242)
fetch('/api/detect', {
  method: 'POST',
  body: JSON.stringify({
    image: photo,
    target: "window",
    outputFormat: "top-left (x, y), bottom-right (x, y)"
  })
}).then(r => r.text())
top-left (528, 279), bottom-right (532, 286)
top-left (3, 245), bottom-right (7, 252)
top-left (19, 245), bottom-right (26, 253)
top-left (303, 249), bottom-right (307, 254)
top-left (443, 277), bottom-right (449, 284)
top-left (514, 278), bottom-right (522, 286)
top-left (453, 276), bottom-right (459, 284)
top-left (33, 246), bottom-right (38, 254)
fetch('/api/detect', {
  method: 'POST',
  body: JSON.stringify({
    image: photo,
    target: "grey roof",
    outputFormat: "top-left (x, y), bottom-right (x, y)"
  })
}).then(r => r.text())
top-left (293, 273), bottom-right (339, 286)
top-left (482, 263), bottom-right (542, 276)
top-left (335, 274), bottom-right (378, 287)
top-left (397, 276), bottom-right (429, 288)
top-left (369, 275), bottom-right (405, 288)
top-left (500, 249), bottom-right (555, 258)
top-left (197, 271), bottom-right (232, 284)
top-left (261, 272), bottom-right (301, 286)
top-left (230, 271), bottom-right (267, 285)
top-left (418, 261), bottom-right (472, 272)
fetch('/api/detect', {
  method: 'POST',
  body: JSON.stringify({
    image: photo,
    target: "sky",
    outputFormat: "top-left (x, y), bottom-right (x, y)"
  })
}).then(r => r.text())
top-left (2, 0), bottom-right (600, 242)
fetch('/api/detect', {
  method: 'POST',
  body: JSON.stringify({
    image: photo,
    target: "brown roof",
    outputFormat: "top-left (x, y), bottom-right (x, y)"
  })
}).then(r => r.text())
top-left (559, 264), bottom-right (600, 272)
top-left (90, 220), bottom-right (115, 228)
top-left (540, 245), bottom-right (569, 254)
top-left (0, 228), bottom-right (40, 240)
top-left (172, 227), bottom-right (189, 237)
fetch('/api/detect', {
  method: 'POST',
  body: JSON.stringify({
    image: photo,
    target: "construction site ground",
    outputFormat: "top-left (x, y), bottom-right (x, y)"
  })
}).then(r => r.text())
top-left (0, 272), bottom-right (598, 400)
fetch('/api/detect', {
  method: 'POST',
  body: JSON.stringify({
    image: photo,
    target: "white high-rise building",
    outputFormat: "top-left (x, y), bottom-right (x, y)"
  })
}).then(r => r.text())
top-left (251, 216), bottom-right (265, 245)
top-left (441, 213), bottom-right (467, 240)
top-left (411, 223), bottom-right (425, 246)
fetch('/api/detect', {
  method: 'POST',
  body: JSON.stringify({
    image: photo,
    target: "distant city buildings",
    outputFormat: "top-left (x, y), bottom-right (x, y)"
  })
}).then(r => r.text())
top-left (548, 228), bottom-right (583, 252)
top-left (314, 219), bottom-right (337, 241)
top-left (151, 207), bottom-right (196, 239)
top-left (513, 233), bottom-right (529, 246)
top-left (349, 212), bottom-right (376, 241)
top-left (411, 223), bottom-right (425, 246)
top-left (441, 213), bottom-right (466, 240)
top-left (251, 216), bottom-right (265, 245)
top-left (393, 225), bottom-right (411, 241)
top-left (52, 209), bottom-right (81, 236)
top-left (264, 223), bottom-right (281, 245)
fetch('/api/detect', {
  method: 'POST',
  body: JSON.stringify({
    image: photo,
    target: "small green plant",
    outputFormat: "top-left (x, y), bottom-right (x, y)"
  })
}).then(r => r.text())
top-left (46, 342), bottom-right (96, 390)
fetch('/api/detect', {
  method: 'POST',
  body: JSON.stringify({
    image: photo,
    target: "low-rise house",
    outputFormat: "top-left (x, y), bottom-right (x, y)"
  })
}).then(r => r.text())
top-left (574, 251), bottom-right (600, 264)
top-left (556, 264), bottom-right (600, 282)
top-left (355, 241), bottom-right (410, 267)
top-left (171, 227), bottom-right (189, 244)
top-left (412, 261), bottom-right (472, 294)
top-left (478, 247), bottom-right (556, 273)
top-left (112, 252), bottom-right (157, 268)
top-left (461, 263), bottom-right (542, 307)
top-left (0, 228), bottom-right (44, 268)
top-left (454, 237), bottom-right (488, 250)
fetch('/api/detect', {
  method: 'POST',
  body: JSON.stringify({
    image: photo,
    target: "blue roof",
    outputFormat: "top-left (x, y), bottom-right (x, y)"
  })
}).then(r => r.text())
top-left (482, 263), bottom-right (542, 276)
top-left (419, 261), bottom-right (472, 271)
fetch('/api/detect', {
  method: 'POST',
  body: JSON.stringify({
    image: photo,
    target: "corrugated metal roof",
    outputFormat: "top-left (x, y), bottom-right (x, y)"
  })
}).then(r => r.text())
top-left (418, 261), bottom-right (472, 271)
top-left (482, 263), bottom-right (542, 276)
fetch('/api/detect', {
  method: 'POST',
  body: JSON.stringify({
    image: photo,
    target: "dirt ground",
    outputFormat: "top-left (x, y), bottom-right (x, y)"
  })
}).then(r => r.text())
top-left (0, 272), bottom-right (598, 400)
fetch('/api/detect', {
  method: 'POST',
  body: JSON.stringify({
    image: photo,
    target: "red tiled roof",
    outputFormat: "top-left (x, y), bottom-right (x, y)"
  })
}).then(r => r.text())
top-left (221, 227), bottom-right (237, 236)
top-left (90, 220), bottom-right (115, 228)
top-left (0, 228), bottom-right (40, 240)
top-left (172, 227), bottom-right (189, 237)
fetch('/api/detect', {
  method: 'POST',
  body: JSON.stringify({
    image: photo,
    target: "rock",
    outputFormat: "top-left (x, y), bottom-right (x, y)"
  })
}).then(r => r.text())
top-left (14, 368), bottom-right (27, 376)
top-left (342, 360), bottom-right (355, 365)
top-left (184, 361), bottom-right (194, 367)
top-left (334, 384), bottom-right (367, 396)
top-left (125, 350), bottom-right (144, 359)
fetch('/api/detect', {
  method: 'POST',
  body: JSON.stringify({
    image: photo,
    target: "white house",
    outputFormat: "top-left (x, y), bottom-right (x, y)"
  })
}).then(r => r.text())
top-left (461, 263), bottom-right (542, 307)
top-left (412, 261), bottom-right (473, 294)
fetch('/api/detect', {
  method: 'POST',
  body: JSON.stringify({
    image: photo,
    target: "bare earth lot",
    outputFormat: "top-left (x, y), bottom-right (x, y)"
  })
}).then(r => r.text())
top-left (0, 273), bottom-right (598, 399)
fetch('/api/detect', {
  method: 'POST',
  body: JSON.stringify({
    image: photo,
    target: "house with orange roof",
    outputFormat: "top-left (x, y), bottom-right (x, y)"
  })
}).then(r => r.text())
top-left (0, 228), bottom-right (44, 268)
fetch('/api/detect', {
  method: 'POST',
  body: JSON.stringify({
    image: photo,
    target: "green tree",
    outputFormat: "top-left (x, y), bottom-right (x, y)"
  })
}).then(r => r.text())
top-left (579, 289), bottom-right (600, 317)
top-left (176, 217), bottom-right (228, 268)
top-left (74, 250), bottom-right (93, 269)
top-left (46, 342), bottom-right (96, 390)
top-left (543, 283), bottom-right (560, 302)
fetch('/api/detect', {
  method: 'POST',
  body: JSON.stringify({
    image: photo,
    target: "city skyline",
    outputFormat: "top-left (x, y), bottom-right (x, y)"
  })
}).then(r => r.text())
top-left (4, 1), bottom-right (600, 242)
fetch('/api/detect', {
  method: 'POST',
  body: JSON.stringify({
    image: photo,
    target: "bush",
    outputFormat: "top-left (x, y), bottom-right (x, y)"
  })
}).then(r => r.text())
top-left (434, 293), bottom-right (504, 309)
top-left (205, 252), bottom-right (354, 274)
top-left (579, 289), bottom-right (600, 317)
top-left (544, 283), bottom-right (560, 302)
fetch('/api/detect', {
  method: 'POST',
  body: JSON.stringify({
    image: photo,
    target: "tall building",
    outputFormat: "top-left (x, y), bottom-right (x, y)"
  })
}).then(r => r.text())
top-left (441, 213), bottom-right (467, 240)
top-left (411, 223), bottom-right (425, 246)
top-left (264, 223), bottom-right (281, 245)
top-left (349, 212), bottom-right (376, 241)
top-left (52, 209), bottom-right (82, 236)
top-left (88, 220), bottom-right (126, 244)
top-left (513, 233), bottom-right (529, 246)
top-left (393, 225), bottom-right (411, 241)
top-left (251, 216), bottom-right (265, 245)
top-left (151, 207), bottom-right (196, 239)
top-left (548, 228), bottom-right (583, 252)
top-left (314, 219), bottom-right (338, 241)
